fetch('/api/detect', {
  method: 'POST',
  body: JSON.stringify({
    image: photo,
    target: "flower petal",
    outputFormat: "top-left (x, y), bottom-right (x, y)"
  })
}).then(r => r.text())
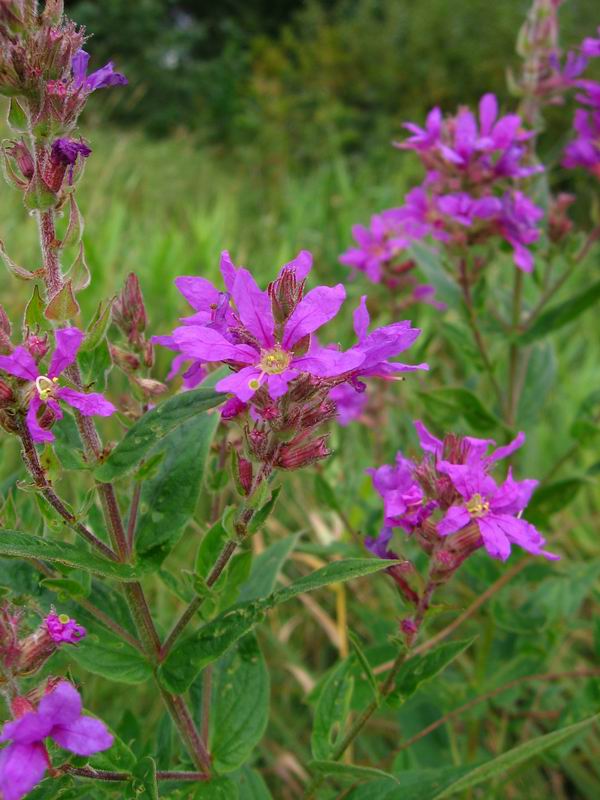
top-left (477, 515), bottom-right (512, 560)
top-left (293, 347), bottom-right (364, 377)
top-left (353, 296), bottom-right (370, 342)
top-left (26, 395), bottom-right (55, 444)
top-left (0, 347), bottom-right (39, 381)
top-left (39, 681), bottom-right (82, 726)
top-left (220, 250), bottom-right (238, 292)
top-left (48, 328), bottom-right (84, 378)
top-left (57, 388), bottom-right (116, 417)
top-left (172, 326), bottom-right (257, 364)
top-left (51, 715), bottom-right (114, 756)
top-left (437, 505), bottom-right (471, 536)
top-left (414, 420), bottom-right (443, 457)
top-left (0, 712), bottom-right (53, 746)
top-left (174, 276), bottom-right (220, 311)
top-left (231, 268), bottom-right (275, 347)
top-left (279, 251), bottom-right (313, 280)
top-left (215, 366), bottom-right (262, 402)
top-left (282, 284), bottom-right (346, 349)
top-left (0, 742), bottom-right (49, 800)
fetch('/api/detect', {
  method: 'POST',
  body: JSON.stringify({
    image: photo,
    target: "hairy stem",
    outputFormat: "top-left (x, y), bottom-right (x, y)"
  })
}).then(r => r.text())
top-left (36, 210), bottom-right (62, 297)
top-left (127, 481), bottom-right (142, 553)
top-left (62, 765), bottom-right (210, 782)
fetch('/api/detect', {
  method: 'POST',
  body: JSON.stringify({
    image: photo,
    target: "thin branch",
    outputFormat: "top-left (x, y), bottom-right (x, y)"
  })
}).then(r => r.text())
top-left (126, 481), bottom-right (142, 553)
top-left (393, 668), bottom-right (600, 754)
top-left (18, 426), bottom-right (117, 562)
top-left (61, 765), bottom-right (209, 782)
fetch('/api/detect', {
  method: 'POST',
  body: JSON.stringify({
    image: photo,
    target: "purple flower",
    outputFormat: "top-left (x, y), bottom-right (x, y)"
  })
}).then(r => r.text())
top-left (562, 108), bottom-right (600, 176)
top-left (329, 382), bottom-right (368, 426)
top-left (44, 613), bottom-right (86, 644)
top-left (162, 253), bottom-right (364, 403)
top-left (581, 28), bottom-right (600, 58)
top-left (436, 193), bottom-right (502, 226)
top-left (0, 328), bottom-right (116, 443)
top-left (365, 526), bottom-right (396, 559)
top-left (346, 296), bottom-right (427, 380)
top-left (72, 49), bottom-right (127, 93)
top-left (436, 462), bottom-right (559, 561)
top-left (51, 138), bottom-right (92, 166)
top-left (496, 191), bottom-right (544, 272)
top-left (0, 682), bottom-right (113, 800)
top-left (414, 419), bottom-right (526, 468)
top-left (339, 212), bottom-right (411, 282)
top-left (367, 451), bottom-right (434, 534)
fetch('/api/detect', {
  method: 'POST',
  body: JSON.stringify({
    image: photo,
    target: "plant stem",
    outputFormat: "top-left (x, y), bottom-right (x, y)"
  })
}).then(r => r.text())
top-left (62, 766), bottom-right (209, 782)
top-left (18, 425), bottom-right (117, 561)
top-left (30, 138), bottom-right (210, 779)
top-left (458, 259), bottom-right (503, 411)
top-left (127, 481), bottom-right (142, 553)
top-left (201, 664), bottom-right (212, 746)
top-left (160, 539), bottom-right (237, 659)
top-left (506, 269), bottom-right (523, 427)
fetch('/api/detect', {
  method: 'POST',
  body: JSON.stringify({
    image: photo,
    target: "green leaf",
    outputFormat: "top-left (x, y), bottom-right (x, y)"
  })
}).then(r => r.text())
top-left (88, 725), bottom-right (137, 771)
top-left (78, 338), bottom-right (112, 392)
top-left (25, 776), bottom-right (77, 799)
top-left (570, 389), bottom-right (600, 443)
top-left (432, 714), bottom-right (600, 798)
top-left (346, 766), bottom-right (473, 800)
top-left (24, 285), bottom-right (47, 330)
top-left (7, 98), bottom-right (28, 131)
top-left (195, 520), bottom-right (229, 581)
top-left (233, 768), bottom-right (273, 799)
top-left (136, 412), bottom-right (219, 564)
top-left (270, 558), bottom-right (400, 606)
top-left (521, 279), bottom-right (600, 344)
top-left (238, 533), bottom-right (299, 602)
top-left (130, 756), bottom-right (158, 799)
top-left (526, 478), bottom-right (586, 525)
top-left (160, 558), bottom-right (396, 693)
top-left (314, 473), bottom-right (342, 514)
top-left (44, 279), bottom-right (80, 321)
top-left (210, 634), bottom-right (270, 773)
top-left (247, 486), bottom-right (282, 535)
top-left (310, 761), bottom-right (397, 784)
top-left (193, 777), bottom-right (239, 799)
top-left (388, 638), bottom-right (476, 706)
top-left (516, 343), bottom-right (556, 426)
top-left (67, 627), bottom-right (151, 684)
top-left (348, 631), bottom-right (379, 701)
top-left (311, 656), bottom-right (355, 760)
top-left (0, 530), bottom-right (144, 581)
top-left (81, 298), bottom-right (115, 352)
top-left (95, 387), bottom-right (223, 481)
top-left (419, 387), bottom-right (505, 435)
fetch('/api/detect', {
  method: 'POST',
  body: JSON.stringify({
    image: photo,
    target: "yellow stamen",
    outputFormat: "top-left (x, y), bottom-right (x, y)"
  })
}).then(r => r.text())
top-left (466, 493), bottom-right (490, 518)
top-left (58, 613), bottom-right (70, 624)
top-left (35, 375), bottom-right (58, 401)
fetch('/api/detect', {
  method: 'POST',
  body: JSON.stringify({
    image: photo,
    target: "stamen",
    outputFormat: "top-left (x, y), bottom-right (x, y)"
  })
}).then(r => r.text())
top-left (35, 375), bottom-right (57, 401)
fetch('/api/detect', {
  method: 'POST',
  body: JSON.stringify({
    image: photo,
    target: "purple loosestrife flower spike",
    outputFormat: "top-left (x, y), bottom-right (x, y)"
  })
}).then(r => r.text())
top-left (436, 462), bottom-right (559, 561)
top-left (0, 682), bottom-right (113, 800)
top-left (72, 49), bottom-right (127, 92)
top-left (0, 327), bottom-right (116, 443)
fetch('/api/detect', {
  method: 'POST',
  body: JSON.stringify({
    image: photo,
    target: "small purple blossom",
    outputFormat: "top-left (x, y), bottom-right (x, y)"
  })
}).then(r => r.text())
top-left (0, 328), bottom-right (116, 443)
top-left (72, 49), bottom-right (127, 93)
top-left (581, 27), bottom-right (600, 58)
top-left (329, 382), bottom-right (367, 426)
top-left (436, 462), bottom-right (559, 561)
top-left (51, 138), bottom-right (92, 166)
top-left (562, 108), bottom-right (600, 177)
top-left (44, 613), bottom-right (86, 644)
top-left (0, 682), bottom-right (113, 800)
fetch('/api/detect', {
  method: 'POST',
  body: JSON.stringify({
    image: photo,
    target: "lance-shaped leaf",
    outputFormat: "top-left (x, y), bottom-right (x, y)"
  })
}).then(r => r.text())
top-left (80, 297), bottom-right (115, 352)
top-left (210, 634), bottom-right (270, 773)
top-left (0, 530), bottom-right (144, 581)
top-left (159, 558), bottom-right (398, 693)
top-left (136, 412), bottom-right (219, 565)
top-left (95, 387), bottom-right (224, 481)
top-left (521, 280), bottom-right (600, 344)
top-left (24, 285), bottom-right (48, 330)
top-left (0, 238), bottom-right (39, 281)
top-left (387, 637), bottom-right (476, 707)
top-left (311, 656), bottom-right (355, 760)
top-left (66, 243), bottom-right (91, 292)
top-left (44, 279), bottom-right (80, 321)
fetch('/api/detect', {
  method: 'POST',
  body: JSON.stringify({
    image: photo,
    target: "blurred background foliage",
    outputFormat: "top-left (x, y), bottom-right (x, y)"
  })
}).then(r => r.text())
top-left (65, 0), bottom-right (597, 160)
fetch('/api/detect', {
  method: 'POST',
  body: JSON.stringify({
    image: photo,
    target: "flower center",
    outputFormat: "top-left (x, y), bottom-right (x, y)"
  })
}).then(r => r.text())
top-left (466, 493), bottom-right (490, 518)
top-left (259, 346), bottom-right (291, 375)
top-left (35, 375), bottom-right (58, 401)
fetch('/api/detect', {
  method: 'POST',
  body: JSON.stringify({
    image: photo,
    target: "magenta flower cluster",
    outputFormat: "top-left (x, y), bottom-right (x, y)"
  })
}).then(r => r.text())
top-left (0, 328), bottom-right (115, 443)
top-left (155, 252), bottom-right (426, 430)
top-left (0, 682), bottom-right (112, 800)
top-left (367, 421), bottom-right (558, 566)
top-left (342, 94), bottom-right (545, 276)
top-left (561, 33), bottom-right (600, 177)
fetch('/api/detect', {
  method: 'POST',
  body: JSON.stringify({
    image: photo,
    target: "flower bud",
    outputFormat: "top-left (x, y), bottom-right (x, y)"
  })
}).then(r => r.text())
top-left (113, 273), bottom-right (148, 344)
top-left (548, 193), bottom-right (575, 243)
top-left (133, 376), bottom-right (168, 397)
top-left (0, 379), bottom-right (15, 408)
top-left (221, 396), bottom-right (246, 420)
top-left (45, 138), bottom-right (91, 193)
top-left (24, 332), bottom-right (49, 360)
top-left (9, 141), bottom-right (34, 180)
top-left (110, 344), bottom-right (141, 373)
top-left (0, 604), bottom-right (22, 674)
top-left (275, 432), bottom-right (331, 470)
top-left (42, 0), bottom-right (64, 26)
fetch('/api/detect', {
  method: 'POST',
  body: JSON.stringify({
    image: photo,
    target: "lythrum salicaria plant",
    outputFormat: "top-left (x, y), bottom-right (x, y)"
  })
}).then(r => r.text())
top-left (1, 0), bottom-right (599, 798)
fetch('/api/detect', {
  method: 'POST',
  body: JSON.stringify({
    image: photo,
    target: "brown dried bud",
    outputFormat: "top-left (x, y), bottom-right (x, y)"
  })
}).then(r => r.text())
top-left (0, 305), bottom-right (12, 354)
top-left (548, 193), bottom-right (575, 243)
top-left (132, 376), bottom-right (168, 397)
top-left (110, 344), bottom-right (141, 373)
top-left (0, 604), bottom-right (22, 673)
top-left (237, 457), bottom-right (253, 496)
top-left (275, 432), bottom-right (331, 470)
top-left (24, 332), bottom-right (49, 360)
